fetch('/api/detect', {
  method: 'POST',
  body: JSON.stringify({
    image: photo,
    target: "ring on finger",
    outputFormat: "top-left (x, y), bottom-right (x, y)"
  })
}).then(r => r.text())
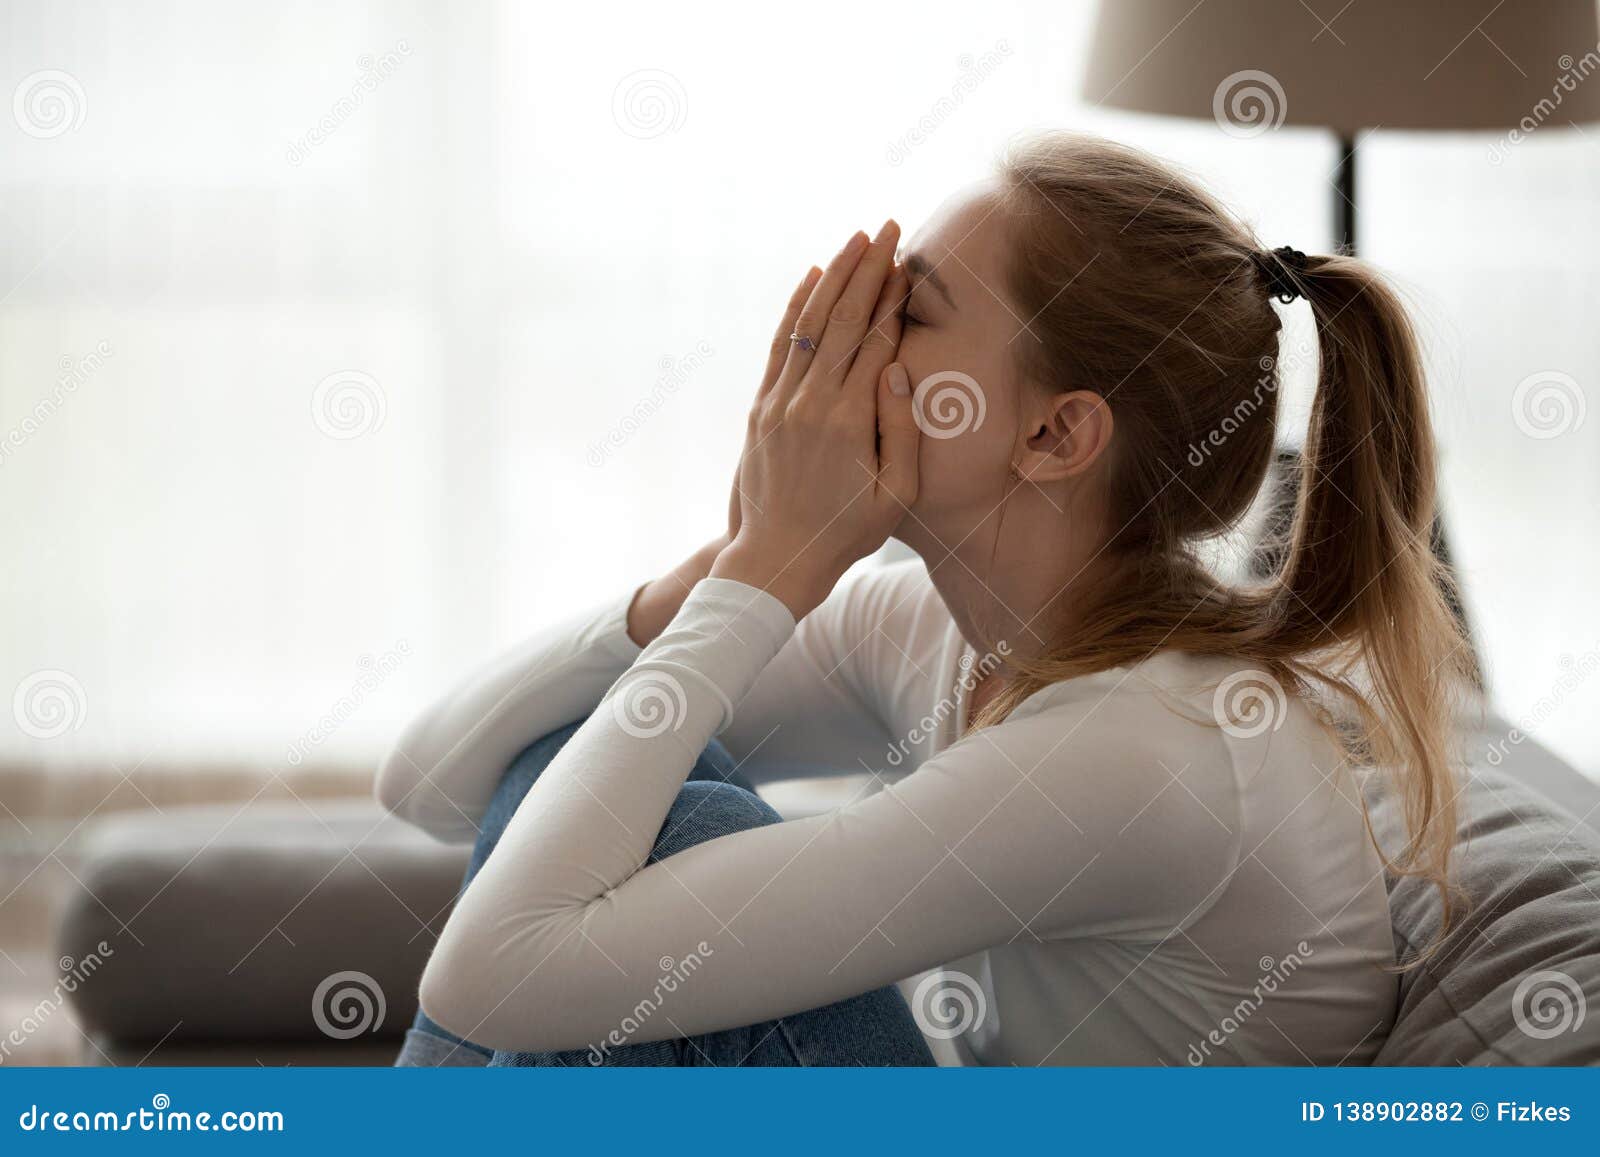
top-left (789, 332), bottom-right (817, 353)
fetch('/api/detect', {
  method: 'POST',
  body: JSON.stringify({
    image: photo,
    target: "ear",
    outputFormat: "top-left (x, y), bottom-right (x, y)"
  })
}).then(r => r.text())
top-left (1014, 390), bottom-right (1114, 484)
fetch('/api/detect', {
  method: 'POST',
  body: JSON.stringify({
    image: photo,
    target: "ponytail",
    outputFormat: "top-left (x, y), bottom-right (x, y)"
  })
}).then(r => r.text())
top-left (1284, 256), bottom-right (1472, 921)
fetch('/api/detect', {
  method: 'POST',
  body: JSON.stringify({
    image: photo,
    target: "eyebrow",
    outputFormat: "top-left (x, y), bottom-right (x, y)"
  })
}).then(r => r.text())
top-left (904, 253), bottom-right (956, 310)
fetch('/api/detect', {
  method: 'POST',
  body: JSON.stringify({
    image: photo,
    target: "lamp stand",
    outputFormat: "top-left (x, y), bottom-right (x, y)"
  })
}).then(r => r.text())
top-left (1333, 134), bottom-right (1358, 254)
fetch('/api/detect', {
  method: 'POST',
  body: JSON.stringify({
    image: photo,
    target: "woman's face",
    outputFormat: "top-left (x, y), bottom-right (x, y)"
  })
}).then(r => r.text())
top-left (892, 180), bottom-right (1036, 553)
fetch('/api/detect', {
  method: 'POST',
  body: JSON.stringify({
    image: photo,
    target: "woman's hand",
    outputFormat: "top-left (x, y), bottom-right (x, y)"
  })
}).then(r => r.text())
top-left (713, 220), bottom-right (917, 619)
top-left (627, 262), bottom-right (831, 647)
top-left (726, 263), bottom-right (824, 542)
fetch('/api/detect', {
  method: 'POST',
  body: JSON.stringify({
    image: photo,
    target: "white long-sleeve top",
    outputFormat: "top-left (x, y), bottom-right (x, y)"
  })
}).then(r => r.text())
top-left (377, 560), bottom-right (1397, 1065)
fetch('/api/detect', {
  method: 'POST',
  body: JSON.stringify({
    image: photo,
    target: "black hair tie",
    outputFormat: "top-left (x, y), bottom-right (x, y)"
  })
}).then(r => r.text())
top-left (1252, 246), bottom-right (1308, 304)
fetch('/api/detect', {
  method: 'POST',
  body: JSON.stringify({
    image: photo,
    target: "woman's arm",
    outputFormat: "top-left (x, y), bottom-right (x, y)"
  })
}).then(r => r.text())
top-left (418, 573), bottom-right (1239, 1052)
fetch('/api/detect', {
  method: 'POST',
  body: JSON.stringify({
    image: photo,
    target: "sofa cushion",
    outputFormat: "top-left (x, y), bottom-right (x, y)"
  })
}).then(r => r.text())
top-left (57, 799), bottom-right (467, 1051)
top-left (1366, 766), bottom-right (1600, 1064)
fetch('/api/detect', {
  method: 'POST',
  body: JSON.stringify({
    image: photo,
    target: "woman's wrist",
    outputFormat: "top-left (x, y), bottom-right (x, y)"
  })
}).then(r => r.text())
top-left (708, 537), bottom-right (837, 621)
top-left (625, 535), bottom-right (731, 647)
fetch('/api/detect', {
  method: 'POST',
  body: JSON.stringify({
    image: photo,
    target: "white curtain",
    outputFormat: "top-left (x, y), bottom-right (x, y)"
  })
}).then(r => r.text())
top-left (2, 0), bottom-right (1595, 780)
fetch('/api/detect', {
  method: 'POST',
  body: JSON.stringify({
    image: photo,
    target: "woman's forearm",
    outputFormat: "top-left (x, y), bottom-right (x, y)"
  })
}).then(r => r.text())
top-left (626, 534), bottom-right (730, 647)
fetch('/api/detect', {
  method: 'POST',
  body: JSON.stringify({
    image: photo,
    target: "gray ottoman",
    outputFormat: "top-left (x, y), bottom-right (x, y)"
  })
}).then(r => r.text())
top-left (57, 799), bottom-right (467, 1065)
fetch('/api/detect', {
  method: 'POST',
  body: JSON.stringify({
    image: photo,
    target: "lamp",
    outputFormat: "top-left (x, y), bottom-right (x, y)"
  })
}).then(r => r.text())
top-left (1082, 1), bottom-right (1600, 681)
top-left (1082, 0), bottom-right (1600, 250)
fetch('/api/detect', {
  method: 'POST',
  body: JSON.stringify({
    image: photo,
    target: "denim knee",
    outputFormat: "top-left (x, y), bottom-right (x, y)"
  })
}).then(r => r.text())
top-left (649, 780), bottom-right (781, 862)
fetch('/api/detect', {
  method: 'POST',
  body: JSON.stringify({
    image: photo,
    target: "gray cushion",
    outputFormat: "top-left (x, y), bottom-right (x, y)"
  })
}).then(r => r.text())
top-left (57, 800), bottom-right (468, 1050)
top-left (1367, 766), bottom-right (1600, 1064)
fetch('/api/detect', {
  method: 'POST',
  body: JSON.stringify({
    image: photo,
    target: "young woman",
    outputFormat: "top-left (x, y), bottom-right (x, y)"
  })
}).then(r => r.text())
top-left (377, 133), bottom-right (1470, 1067)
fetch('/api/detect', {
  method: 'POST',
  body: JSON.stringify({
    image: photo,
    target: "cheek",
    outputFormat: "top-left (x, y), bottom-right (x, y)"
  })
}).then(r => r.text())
top-left (896, 333), bottom-right (1014, 446)
top-left (905, 377), bottom-right (1020, 512)
top-left (893, 327), bottom-right (1023, 512)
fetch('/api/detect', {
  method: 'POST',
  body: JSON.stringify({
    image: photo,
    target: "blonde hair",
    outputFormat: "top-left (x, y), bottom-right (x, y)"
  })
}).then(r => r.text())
top-left (977, 133), bottom-right (1472, 936)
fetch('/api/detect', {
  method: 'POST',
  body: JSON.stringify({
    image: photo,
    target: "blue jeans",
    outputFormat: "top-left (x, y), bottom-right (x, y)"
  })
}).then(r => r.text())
top-left (397, 719), bottom-right (934, 1066)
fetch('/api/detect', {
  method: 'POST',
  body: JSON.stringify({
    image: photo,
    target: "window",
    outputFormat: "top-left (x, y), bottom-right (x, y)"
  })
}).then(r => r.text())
top-left (3, 0), bottom-right (1594, 780)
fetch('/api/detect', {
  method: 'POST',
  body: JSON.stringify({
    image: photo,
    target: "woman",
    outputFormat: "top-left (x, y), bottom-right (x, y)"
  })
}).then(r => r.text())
top-left (377, 134), bottom-right (1470, 1067)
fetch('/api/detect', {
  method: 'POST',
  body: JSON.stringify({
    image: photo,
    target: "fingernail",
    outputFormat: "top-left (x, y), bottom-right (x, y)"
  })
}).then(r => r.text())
top-left (844, 230), bottom-right (869, 256)
top-left (888, 364), bottom-right (910, 397)
top-left (805, 265), bottom-right (822, 286)
top-left (874, 218), bottom-right (898, 243)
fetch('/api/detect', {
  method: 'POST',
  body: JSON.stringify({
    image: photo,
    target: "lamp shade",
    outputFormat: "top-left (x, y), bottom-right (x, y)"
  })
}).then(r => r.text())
top-left (1083, 0), bottom-right (1600, 136)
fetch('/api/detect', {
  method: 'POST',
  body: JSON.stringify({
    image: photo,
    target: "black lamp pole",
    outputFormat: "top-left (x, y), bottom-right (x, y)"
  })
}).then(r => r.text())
top-left (1333, 135), bottom-right (1358, 254)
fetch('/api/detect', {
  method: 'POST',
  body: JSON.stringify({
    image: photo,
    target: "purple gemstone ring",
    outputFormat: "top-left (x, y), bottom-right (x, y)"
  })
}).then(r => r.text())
top-left (789, 332), bottom-right (816, 353)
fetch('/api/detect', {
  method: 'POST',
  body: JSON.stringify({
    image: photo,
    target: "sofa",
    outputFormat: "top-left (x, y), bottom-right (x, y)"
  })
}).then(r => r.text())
top-left (57, 711), bottom-right (1600, 1065)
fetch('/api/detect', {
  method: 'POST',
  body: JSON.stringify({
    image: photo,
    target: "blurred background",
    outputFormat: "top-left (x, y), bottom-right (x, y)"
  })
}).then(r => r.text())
top-left (4, 0), bottom-right (1597, 779)
top-left (1, 0), bottom-right (1597, 1062)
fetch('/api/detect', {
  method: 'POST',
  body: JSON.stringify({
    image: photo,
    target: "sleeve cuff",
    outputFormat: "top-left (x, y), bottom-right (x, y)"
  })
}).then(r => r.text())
top-left (590, 586), bottom-right (646, 664)
top-left (624, 577), bottom-right (796, 734)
